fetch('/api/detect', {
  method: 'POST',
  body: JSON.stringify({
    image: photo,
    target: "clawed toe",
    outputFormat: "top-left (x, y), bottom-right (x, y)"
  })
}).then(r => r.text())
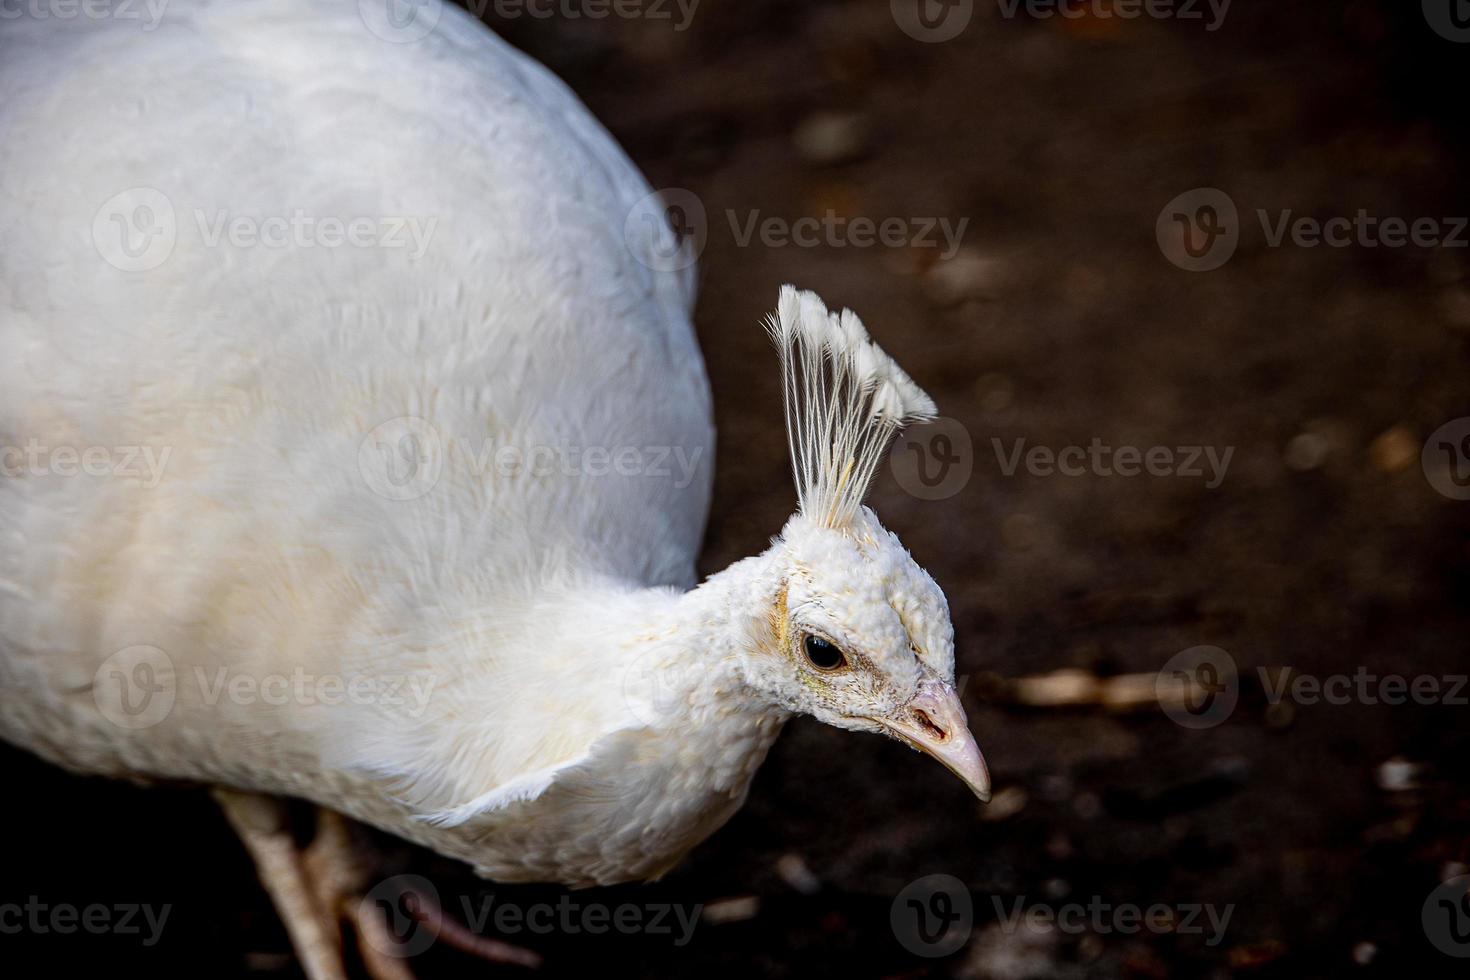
top-left (220, 793), bottom-right (541, 978)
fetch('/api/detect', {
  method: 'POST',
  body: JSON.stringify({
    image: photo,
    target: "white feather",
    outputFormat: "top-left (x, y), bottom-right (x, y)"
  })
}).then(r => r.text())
top-left (0, 0), bottom-right (743, 886)
top-left (0, 2), bottom-right (957, 892)
top-left (764, 285), bottom-right (936, 528)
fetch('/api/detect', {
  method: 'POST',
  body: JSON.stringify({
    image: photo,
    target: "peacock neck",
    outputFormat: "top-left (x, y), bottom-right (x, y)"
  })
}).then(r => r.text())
top-left (588, 549), bottom-right (794, 796)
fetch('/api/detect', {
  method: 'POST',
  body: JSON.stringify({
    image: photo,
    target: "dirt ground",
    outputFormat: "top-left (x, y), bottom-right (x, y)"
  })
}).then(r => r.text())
top-left (6, 1), bottom-right (1468, 977)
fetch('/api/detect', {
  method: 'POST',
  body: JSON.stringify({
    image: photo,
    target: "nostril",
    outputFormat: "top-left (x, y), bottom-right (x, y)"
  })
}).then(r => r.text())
top-left (913, 707), bottom-right (948, 743)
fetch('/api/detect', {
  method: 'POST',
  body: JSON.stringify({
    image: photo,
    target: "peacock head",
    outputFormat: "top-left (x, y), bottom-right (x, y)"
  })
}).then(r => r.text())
top-left (735, 286), bottom-right (990, 802)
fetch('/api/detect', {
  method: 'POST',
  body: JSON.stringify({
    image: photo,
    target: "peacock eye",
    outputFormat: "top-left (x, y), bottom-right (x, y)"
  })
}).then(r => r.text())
top-left (802, 634), bottom-right (847, 671)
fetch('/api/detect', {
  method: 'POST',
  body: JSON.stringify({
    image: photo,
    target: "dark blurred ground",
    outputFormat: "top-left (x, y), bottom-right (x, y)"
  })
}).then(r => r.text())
top-left (7, 1), bottom-right (1469, 977)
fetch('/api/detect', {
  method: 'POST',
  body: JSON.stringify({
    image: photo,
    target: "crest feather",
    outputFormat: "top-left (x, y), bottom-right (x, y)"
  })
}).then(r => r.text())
top-left (764, 285), bottom-right (937, 528)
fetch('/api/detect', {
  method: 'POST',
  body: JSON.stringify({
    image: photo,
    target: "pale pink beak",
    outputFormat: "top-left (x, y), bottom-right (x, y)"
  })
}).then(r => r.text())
top-left (883, 679), bottom-right (992, 802)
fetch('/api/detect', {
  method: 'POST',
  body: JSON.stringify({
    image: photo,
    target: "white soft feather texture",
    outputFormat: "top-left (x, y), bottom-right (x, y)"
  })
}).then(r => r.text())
top-left (766, 286), bottom-right (936, 529)
top-left (0, 1), bottom-right (960, 889)
top-left (0, 0), bottom-right (749, 885)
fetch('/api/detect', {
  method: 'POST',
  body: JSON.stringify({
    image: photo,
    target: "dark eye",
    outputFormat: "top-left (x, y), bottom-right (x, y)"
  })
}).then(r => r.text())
top-left (802, 634), bottom-right (846, 671)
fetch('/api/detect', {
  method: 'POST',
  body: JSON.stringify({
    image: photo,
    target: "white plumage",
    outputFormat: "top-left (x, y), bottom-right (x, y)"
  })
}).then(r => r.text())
top-left (766, 286), bottom-right (938, 528)
top-left (0, 1), bottom-right (987, 971)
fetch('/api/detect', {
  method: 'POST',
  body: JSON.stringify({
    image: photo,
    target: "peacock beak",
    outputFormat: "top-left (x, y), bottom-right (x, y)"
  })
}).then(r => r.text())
top-left (883, 679), bottom-right (992, 803)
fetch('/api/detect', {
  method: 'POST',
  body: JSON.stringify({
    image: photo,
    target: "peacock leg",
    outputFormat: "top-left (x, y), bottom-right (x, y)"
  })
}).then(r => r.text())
top-left (214, 788), bottom-right (348, 980)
